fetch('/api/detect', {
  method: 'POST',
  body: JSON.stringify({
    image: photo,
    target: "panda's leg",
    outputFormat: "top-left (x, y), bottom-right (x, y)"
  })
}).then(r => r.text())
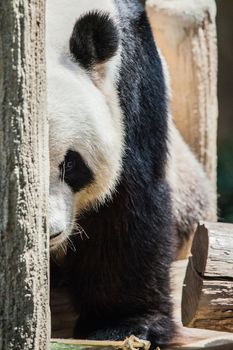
top-left (74, 313), bottom-right (175, 348)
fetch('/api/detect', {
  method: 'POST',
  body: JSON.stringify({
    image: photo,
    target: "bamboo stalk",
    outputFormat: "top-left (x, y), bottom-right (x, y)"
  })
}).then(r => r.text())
top-left (50, 337), bottom-right (151, 350)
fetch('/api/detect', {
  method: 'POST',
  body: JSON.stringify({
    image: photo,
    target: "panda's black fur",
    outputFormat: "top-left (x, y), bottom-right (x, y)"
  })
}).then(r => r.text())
top-left (59, 150), bottom-right (94, 193)
top-left (51, 1), bottom-right (176, 347)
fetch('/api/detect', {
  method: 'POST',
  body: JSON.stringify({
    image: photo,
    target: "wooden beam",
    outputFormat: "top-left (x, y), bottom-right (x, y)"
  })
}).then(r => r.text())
top-left (0, 0), bottom-right (50, 348)
top-left (169, 327), bottom-right (233, 349)
top-left (147, 0), bottom-right (218, 217)
top-left (182, 223), bottom-right (233, 332)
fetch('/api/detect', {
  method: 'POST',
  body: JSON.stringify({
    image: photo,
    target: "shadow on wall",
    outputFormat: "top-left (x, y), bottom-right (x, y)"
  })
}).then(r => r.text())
top-left (216, 0), bottom-right (233, 222)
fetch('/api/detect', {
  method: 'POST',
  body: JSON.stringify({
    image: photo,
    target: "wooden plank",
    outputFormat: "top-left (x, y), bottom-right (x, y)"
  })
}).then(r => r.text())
top-left (182, 222), bottom-right (233, 332)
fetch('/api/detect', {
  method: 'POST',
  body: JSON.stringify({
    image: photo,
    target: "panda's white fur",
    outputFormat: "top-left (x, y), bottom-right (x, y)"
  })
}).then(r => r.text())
top-left (47, 0), bottom-right (124, 247)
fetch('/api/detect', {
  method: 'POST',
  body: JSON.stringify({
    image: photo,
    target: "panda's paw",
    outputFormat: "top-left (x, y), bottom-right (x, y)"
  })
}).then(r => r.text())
top-left (74, 320), bottom-right (149, 342)
top-left (74, 314), bottom-right (174, 347)
top-left (84, 325), bottom-right (148, 342)
top-left (147, 315), bottom-right (175, 348)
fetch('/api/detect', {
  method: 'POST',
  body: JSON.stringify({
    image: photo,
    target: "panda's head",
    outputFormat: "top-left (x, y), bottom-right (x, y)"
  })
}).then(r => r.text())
top-left (47, 11), bottom-right (124, 250)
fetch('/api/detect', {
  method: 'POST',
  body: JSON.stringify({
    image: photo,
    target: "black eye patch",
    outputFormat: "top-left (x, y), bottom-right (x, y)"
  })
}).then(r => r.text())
top-left (59, 150), bottom-right (94, 193)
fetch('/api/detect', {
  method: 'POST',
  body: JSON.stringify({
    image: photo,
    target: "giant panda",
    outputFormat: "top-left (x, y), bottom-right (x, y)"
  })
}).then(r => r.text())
top-left (47, 0), bottom-right (214, 347)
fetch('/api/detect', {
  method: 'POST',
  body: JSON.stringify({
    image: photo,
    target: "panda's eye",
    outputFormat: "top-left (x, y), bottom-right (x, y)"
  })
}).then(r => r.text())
top-left (66, 160), bottom-right (75, 173)
top-left (59, 150), bottom-right (94, 193)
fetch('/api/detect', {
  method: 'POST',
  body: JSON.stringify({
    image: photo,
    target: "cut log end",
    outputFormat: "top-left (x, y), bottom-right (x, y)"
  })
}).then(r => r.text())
top-left (182, 222), bottom-right (233, 332)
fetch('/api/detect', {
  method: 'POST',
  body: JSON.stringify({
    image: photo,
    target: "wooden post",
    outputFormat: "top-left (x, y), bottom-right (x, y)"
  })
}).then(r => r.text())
top-left (0, 1), bottom-right (50, 349)
top-left (182, 222), bottom-right (233, 332)
top-left (147, 0), bottom-right (218, 216)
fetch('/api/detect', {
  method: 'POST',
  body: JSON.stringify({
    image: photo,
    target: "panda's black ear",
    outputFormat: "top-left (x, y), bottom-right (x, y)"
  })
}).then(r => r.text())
top-left (70, 11), bottom-right (119, 70)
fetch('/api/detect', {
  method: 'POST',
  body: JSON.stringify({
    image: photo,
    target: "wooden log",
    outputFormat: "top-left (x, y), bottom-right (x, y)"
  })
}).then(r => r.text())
top-left (0, 0), bottom-right (50, 349)
top-left (146, 0), bottom-right (218, 217)
top-left (168, 329), bottom-right (233, 349)
top-left (170, 326), bottom-right (233, 349)
top-left (182, 222), bottom-right (233, 332)
top-left (50, 328), bottom-right (233, 350)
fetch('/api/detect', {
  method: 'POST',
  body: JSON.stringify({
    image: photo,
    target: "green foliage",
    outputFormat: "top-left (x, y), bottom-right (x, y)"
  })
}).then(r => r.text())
top-left (218, 138), bottom-right (233, 222)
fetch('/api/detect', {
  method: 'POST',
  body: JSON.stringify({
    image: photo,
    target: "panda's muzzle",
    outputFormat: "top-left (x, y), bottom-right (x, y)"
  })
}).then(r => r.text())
top-left (50, 232), bottom-right (62, 239)
top-left (50, 231), bottom-right (67, 250)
